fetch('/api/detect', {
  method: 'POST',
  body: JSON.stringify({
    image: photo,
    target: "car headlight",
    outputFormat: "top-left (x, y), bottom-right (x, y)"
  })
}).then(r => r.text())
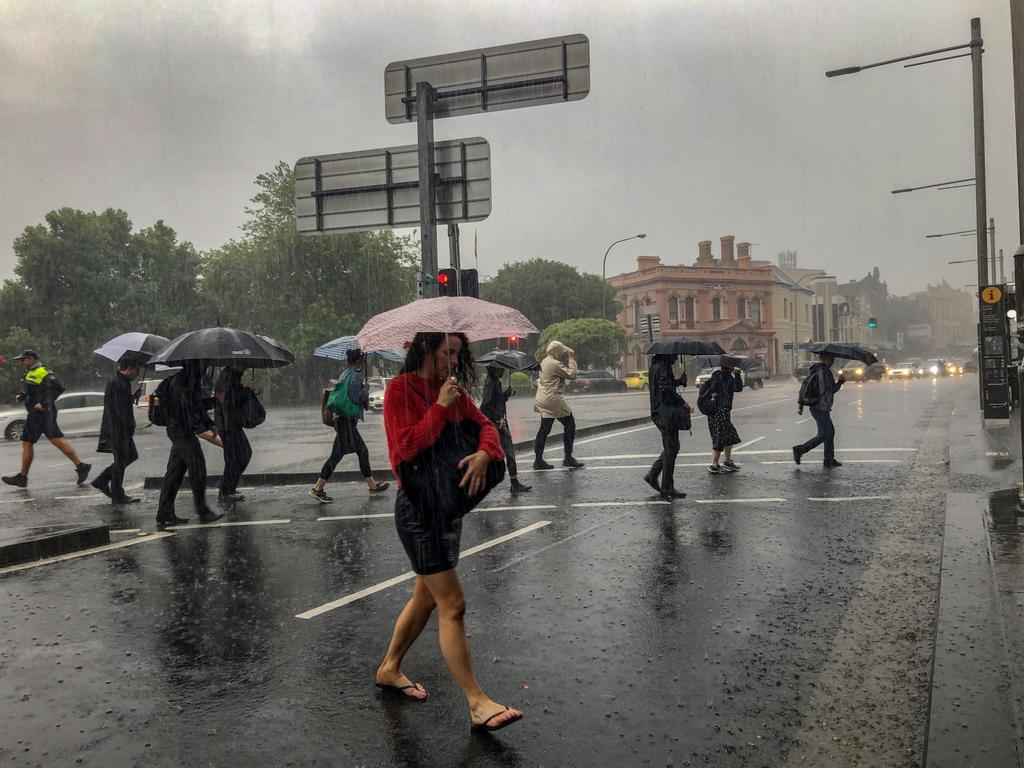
top-left (930, 366), bottom-right (939, 374)
top-left (855, 368), bottom-right (863, 375)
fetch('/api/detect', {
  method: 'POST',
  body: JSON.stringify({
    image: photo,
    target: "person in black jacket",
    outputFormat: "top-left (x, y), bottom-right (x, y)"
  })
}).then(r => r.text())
top-left (2, 350), bottom-right (90, 488)
top-left (215, 362), bottom-right (257, 502)
top-left (707, 365), bottom-right (744, 474)
top-left (480, 365), bottom-right (531, 497)
top-left (155, 361), bottom-right (224, 528)
top-left (91, 357), bottom-right (142, 504)
top-left (643, 354), bottom-right (690, 499)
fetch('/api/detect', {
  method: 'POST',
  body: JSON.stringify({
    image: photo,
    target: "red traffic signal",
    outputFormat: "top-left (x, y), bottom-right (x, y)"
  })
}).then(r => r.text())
top-left (438, 273), bottom-right (449, 285)
top-left (438, 268), bottom-right (457, 296)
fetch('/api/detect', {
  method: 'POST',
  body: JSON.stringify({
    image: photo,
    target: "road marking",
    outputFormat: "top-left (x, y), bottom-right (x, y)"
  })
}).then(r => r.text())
top-left (576, 448), bottom-right (916, 461)
top-left (840, 459), bottom-right (903, 464)
top-left (318, 513), bottom-right (393, 521)
top-left (808, 495), bottom-right (893, 502)
top-left (296, 520), bottom-right (551, 619)
top-left (166, 519), bottom-right (291, 530)
top-left (0, 498), bottom-right (33, 504)
top-left (492, 511), bottom-right (636, 573)
top-left (573, 425), bottom-right (655, 446)
top-left (694, 497), bottom-right (786, 504)
top-left (571, 500), bottom-right (670, 508)
top-left (796, 417), bottom-right (811, 424)
top-left (477, 504), bottom-right (557, 512)
top-left (110, 528), bottom-right (141, 534)
top-left (734, 436), bottom-right (766, 451)
top-left (54, 494), bottom-right (105, 500)
top-left (0, 532), bottom-right (173, 576)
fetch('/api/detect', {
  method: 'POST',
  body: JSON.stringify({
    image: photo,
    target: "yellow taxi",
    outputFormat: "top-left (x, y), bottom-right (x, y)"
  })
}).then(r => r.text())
top-left (624, 370), bottom-right (649, 390)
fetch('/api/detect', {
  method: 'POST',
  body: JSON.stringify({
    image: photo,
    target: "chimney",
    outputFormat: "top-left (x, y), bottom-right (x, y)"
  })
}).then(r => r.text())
top-left (720, 235), bottom-right (735, 267)
top-left (696, 240), bottom-right (713, 266)
top-left (736, 241), bottom-right (752, 268)
top-left (637, 255), bottom-right (661, 272)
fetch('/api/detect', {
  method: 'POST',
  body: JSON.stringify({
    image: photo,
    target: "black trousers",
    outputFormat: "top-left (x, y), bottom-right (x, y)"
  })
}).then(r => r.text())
top-left (320, 418), bottom-right (372, 480)
top-left (534, 414), bottom-right (576, 460)
top-left (497, 424), bottom-right (518, 477)
top-left (157, 435), bottom-right (207, 520)
top-left (94, 443), bottom-right (138, 499)
top-left (649, 426), bottom-right (681, 492)
top-left (221, 430), bottom-right (252, 495)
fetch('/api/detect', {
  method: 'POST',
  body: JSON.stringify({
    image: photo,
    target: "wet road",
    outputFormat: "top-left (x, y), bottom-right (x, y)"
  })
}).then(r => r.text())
top-left (0, 377), bottom-right (969, 766)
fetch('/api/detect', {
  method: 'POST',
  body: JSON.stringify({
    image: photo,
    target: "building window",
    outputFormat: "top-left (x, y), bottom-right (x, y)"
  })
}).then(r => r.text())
top-left (805, 304), bottom-right (809, 324)
top-left (737, 297), bottom-right (746, 319)
top-left (783, 299), bottom-right (789, 320)
top-left (668, 297), bottom-right (679, 325)
top-left (712, 297), bottom-right (722, 321)
top-left (751, 298), bottom-right (761, 323)
top-left (684, 297), bottom-right (695, 328)
top-left (633, 300), bottom-right (641, 329)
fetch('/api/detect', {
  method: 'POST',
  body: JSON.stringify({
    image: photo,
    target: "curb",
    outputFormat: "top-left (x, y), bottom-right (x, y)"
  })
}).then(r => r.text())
top-left (142, 414), bottom-right (653, 490)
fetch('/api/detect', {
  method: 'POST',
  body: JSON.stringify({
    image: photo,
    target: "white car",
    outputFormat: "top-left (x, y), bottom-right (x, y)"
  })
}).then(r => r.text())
top-left (367, 388), bottom-right (386, 412)
top-left (0, 392), bottom-right (107, 441)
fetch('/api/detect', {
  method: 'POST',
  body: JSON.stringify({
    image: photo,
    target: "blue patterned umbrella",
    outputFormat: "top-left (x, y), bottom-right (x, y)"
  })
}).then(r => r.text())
top-left (313, 335), bottom-right (405, 364)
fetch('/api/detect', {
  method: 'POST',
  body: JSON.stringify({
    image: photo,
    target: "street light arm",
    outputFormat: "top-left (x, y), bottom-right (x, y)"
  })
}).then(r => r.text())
top-left (826, 41), bottom-right (975, 77)
top-left (601, 233), bottom-right (647, 320)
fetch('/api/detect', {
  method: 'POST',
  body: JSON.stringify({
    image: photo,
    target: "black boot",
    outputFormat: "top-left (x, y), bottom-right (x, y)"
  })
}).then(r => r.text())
top-left (563, 456), bottom-right (585, 469)
top-left (533, 457), bottom-right (554, 470)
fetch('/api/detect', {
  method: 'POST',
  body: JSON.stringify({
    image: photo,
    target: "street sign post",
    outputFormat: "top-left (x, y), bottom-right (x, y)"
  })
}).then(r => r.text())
top-left (979, 284), bottom-right (1010, 422)
top-left (294, 138), bottom-right (491, 236)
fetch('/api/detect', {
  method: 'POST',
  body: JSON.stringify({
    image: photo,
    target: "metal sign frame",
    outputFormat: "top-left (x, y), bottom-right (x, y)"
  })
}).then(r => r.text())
top-left (385, 34), bottom-right (590, 123)
top-left (295, 137), bottom-right (491, 235)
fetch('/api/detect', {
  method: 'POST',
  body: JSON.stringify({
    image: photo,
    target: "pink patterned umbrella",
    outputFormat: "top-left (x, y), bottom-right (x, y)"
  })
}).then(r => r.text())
top-left (355, 297), bottom-right (538, 351)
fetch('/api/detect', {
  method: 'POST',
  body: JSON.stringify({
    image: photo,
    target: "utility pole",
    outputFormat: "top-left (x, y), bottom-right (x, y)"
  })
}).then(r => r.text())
top-left (1013, 0), bottom-right (1024, 247)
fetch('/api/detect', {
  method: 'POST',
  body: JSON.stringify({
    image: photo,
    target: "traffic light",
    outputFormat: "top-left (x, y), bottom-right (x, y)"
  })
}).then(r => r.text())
top-left (438, 268), bottom-right (457, 297)
top-left (460, 269), bottom-right (480, 298)
top-left (509, 335), bottom-right (518, 350)
top-left (867, 317), bottom-right (878, 328)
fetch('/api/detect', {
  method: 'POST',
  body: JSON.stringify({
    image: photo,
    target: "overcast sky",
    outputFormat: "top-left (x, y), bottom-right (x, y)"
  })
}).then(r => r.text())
top-left (0, 0), bottom-right (1017, 295)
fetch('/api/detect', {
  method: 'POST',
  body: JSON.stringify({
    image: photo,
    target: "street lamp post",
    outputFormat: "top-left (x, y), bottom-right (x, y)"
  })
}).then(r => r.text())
top-left (602, 233), bottom-right (647, 320)
top-left (791, 274), bottom-right (835, 373)
top-left (827, 16), bottom-right (988, 409)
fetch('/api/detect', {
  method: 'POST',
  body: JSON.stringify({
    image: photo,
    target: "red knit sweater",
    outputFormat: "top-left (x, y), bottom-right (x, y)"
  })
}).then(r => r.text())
top-left (383, 373), bottom-right (504, 483)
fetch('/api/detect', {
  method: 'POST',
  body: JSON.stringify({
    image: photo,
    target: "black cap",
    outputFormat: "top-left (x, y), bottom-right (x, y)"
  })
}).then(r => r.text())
top-left (14, 350), bottom-right (38, 360)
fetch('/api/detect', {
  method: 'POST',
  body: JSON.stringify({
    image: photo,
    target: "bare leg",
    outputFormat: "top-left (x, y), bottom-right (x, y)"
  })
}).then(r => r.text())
top-left (313, 478), bottom-right (326, 492)
top-left (365, 476), bottom-right (380, 489)
top-left (711, 448), bottom-right (721, 466)
top-left (723, 446), bottom-right (733, 462)
top-left (48, 437), bottom-right (81, 465)
top-left (20, 443), bottom-right (33, 476)
top-left (376, 576), bottom-right (435, 699)
top-left (421, 569), bottom-right (522, 728)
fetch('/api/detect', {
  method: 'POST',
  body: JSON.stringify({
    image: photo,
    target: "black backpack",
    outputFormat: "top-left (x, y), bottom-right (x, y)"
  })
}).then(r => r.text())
top-left (798, 371), bottom-right (822, 407)
top-left (148, 379), bottom-right (172, 427)
top-left (696, 379), bottom-right (717, 415)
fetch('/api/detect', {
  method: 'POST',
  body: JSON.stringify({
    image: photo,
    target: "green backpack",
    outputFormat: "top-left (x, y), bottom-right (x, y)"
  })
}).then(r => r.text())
top-left (327, 370), bottom-right (362, 419)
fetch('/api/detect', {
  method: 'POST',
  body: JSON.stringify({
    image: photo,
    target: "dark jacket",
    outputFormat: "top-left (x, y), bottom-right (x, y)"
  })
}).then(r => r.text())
top-left (809, 362), bottom-right (843, 412)
top-left (164, 369), bottom-right (214, 440)
top-left (480, 375), bottom-right (510, 424)
top-left (98, 372), bottom-right (136, 453)
top-left (710, 369), bottom-right (743, 411)
top-left (20, 362), bottom-right (63, 412)
top-left (648, 359), bottom-right (688, 430)
top-left (215, 367), bottom-right (256, 432)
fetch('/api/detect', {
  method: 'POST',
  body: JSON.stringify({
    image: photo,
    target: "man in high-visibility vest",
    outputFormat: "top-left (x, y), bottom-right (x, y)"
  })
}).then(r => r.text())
top-left (2, 350), bottom-right (91, 488)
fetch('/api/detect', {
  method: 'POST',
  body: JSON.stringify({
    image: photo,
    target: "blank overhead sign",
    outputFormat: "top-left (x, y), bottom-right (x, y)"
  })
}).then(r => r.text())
top-left (385, 34), bottom-right (590, 123)
top-left (295, 137), bottom-right (491, 235)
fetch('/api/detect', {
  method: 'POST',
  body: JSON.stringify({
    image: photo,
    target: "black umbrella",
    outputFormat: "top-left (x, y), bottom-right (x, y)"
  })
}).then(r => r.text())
top-left (647, 339), bottom-right (726, 356)
top-left (693, 354), bottom-right (761, 370)
top-left (149, 327), bottom-right (295, 368)
top-left (475, 349), bottom-right (540, 372)
top-left (807, 342), bottom-right (878, 366)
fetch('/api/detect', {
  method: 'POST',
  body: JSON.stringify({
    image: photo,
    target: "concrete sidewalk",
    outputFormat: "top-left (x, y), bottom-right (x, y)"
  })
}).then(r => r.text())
top-left (927, 393), bottom-right (1024, 766)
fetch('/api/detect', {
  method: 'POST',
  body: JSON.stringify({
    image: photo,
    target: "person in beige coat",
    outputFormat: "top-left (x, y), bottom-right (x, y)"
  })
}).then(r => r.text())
top-left (533, 340), bottom-right (584, 470)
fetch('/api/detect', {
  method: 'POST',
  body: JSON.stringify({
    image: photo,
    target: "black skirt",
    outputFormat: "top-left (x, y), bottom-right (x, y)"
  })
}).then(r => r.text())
top-left (394, 489), bottom-right (463, 576)
top-left (708, 407), bottom-right (740, 452)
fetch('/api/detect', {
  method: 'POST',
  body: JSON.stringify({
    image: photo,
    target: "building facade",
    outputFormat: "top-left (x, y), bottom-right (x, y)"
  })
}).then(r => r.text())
top-left (771, 266), bottom-right (817, 375)
top-left (607, 236), bottom-right (777, 373)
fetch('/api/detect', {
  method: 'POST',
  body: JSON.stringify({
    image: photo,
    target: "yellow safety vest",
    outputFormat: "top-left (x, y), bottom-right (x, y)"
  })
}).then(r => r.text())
top-left (24, 365), bottom-right (49, 386)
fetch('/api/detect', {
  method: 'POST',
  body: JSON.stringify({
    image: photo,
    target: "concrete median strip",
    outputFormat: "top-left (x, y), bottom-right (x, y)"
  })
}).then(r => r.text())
top-left (296, 520), bottom-right (551, 619)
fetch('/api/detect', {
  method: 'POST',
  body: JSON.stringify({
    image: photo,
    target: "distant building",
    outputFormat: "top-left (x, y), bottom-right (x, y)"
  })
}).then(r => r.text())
top-left (607, 236), bottom-right (777, 373)
top-left (771, 267), bottom-right (818, 374)
top-left (906, 281), bottom-right (975, 351)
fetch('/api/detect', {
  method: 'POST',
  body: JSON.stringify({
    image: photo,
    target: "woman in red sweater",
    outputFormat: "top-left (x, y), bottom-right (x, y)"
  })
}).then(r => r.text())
top-left (376, 332), bottom-right (523, 732)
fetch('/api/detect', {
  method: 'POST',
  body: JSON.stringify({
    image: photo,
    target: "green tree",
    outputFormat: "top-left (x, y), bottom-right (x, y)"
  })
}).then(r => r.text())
top-left (537, 318), bottom-right (627, 370)
top-left (482, 258), bottom-right (619, 334)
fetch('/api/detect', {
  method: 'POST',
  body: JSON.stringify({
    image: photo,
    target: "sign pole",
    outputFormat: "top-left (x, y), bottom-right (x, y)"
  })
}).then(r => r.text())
top-left (417, 82), bottom-right (439, 298)
top-left (972, 17), bottom-right (990, 410)
top-left (448, 223), bottom-right (462, 295)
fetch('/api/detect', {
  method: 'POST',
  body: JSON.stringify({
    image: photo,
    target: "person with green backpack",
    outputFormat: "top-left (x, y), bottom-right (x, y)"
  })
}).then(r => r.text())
top-left (309, 348), bottom-right (389, 503)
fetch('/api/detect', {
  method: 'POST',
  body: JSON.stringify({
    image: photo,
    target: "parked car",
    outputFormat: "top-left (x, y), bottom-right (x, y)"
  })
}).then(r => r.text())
top-left (793, 361), bottom-right (814, 382)
top-left (888, 362), bottom-right (919, 380)
top-left (566, 370), bottom-right (628, 394)
top-left (842, 360), bottom-right (884, 382)
top-left (623, 370), bottom-right (649, 390)
top-left (695, 365), bottom-right (769, 389)
top-left (0, 392), bottom-right (106, 441)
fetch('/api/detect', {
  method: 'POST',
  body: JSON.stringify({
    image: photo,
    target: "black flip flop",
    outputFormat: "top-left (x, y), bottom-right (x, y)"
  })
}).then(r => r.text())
top-left (471, 707), bottom-right (523, 732)
top-left (375, 682), bottom-right (428, 700)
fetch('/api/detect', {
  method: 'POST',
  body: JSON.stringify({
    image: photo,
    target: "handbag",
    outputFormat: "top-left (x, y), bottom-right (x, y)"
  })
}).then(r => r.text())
top-left (240, 392), bottom-right (266, 429)
top-left (396, 419), bottom-right (506, 521)
top-left (321, 389), bottom-right (335, 427)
